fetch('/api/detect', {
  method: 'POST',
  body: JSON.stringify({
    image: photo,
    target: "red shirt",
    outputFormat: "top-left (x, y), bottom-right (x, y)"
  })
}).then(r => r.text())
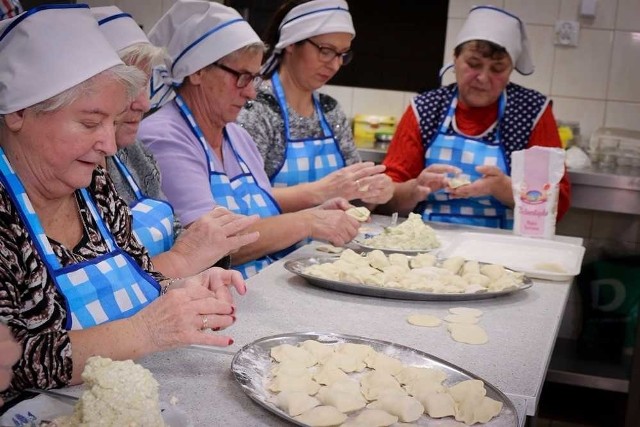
top-left (383, 100), bottom-right (571, 220)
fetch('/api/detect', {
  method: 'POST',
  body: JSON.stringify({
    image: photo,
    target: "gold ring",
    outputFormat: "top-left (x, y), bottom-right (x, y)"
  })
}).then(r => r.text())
top-left (201, 315), bottom-right (209, 330)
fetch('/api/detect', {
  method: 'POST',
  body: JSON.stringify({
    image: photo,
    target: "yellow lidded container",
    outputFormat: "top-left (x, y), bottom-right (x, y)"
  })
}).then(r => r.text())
top-left (353, 114), bottom-right (397, 147)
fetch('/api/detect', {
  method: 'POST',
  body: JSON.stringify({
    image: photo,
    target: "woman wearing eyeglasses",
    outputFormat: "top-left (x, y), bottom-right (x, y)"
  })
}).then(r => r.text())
top-left (237, 0), bottom-right (393, 213)
top-left (139, 0), bottom-right (360, 278)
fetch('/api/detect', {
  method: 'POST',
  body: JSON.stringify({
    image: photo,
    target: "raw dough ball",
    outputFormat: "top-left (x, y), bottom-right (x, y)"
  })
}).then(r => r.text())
top-left (443, 314), bottom-right (479, 324)
top-left (294, 405), bottom-right (347, 426)
top-left (448, 324), bottom-right (489, 345)
top-left (406, 314), bottom-right (442, 327)
top-left (448, 307), bottom-right (483, 318)
top-left (346, 206), bottom-right (371, 222)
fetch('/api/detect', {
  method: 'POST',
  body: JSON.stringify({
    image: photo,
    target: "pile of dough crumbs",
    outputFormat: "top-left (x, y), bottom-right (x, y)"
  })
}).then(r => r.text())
top-left (267, 340), bottom-right (503, 426)
top-left (359, 213), bottom-right (440, 251)
top-left (53, 356), bottom-right (165, 427)
top-left (304, 249), bottom-right (525, 294)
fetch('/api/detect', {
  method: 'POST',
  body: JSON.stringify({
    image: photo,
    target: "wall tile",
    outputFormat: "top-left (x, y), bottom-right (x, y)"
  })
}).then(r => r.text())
top-left (550, 29), bottom-right (613, 99)
top-left (351, 88), bottom-right (406, 120)
top-left (551, 97), bottom-right (606, 143)
top-left (448, 0), bottom-right (505, 19)
top-left (604, 101), bottom-right (640, 132)
top-left (505, 0), bottom-right (561, 25)
top-left (320, 85), bottom-right (354, 118)
top-left (510, 24), bottom-right (555, 95)
top-left (559, 0), bottom-right (618, 29)
top-left (442, 18), bottom-right (464, 68)
top-left (616, 0), bottom-right (640, 31)
top-left (402, 92), bottom-right (417, 112)
top-left (607, 31), bottom-right (640, 102)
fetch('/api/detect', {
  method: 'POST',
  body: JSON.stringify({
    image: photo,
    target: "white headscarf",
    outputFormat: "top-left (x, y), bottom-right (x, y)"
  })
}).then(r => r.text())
top-left (262, 0), bottom-right (355, 75)
top-left (92, 6), bottom-right (150, 53)
top-left (455, 5), bottom-right (534, 75)
top-left (147, 0), bottom-right (261, 108)
top-left (0, 5), bottom-right (122, 114)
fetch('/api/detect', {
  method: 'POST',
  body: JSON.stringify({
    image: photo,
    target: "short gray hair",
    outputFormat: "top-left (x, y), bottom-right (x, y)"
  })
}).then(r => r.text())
top-left (119, 42), bottom-right (168, 70)
top-left (217, 42), bottom-right (267, 65)
top-left (29, 64), bottom-right (146, 115)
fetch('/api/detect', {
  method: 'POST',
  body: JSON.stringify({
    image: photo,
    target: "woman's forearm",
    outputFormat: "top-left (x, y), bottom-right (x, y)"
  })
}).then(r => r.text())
top-left (377, 180), bottom-right (420, 216)
top-left (230, 213), bottom-right (310, 265)
top-left (68, 317), bottom-right (153, 384)
top-left (272, 183), bottom-right (325, 212)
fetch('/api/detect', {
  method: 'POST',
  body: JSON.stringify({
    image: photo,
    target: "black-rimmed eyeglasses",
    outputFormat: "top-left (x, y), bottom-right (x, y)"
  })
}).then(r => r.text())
top-left (211, 62), bottom-right (263, 89)
top-left (304, 39), bottom-right (353, 66)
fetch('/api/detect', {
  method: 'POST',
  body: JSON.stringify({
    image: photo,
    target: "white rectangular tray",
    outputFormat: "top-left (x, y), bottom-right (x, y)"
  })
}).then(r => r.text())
top-left (439, 232), bottom-right (585, 281)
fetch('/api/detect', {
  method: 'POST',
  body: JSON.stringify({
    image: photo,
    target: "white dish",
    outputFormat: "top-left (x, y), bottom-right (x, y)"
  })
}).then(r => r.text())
top-left (440, 232), bottom-right (585, 281)
top-left (0, 394), bottom-right (191, 427)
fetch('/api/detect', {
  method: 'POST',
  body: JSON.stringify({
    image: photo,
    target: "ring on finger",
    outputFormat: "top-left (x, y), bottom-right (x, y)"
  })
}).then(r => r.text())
top-left (201, 315), bottom-right (209, 330)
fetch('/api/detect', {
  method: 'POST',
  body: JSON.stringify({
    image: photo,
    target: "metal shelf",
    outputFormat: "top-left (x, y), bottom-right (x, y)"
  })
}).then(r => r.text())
top-left (546, 337), bottom-right (631, 393)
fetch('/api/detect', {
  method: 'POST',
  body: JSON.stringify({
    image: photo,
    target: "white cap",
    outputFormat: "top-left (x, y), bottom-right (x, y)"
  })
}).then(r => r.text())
top-left (0, 5), bottom-right (123, 114)
top-left (276, 0), bottom-right (355, 51)
top-left (92, 6), bottom-right (149, 53)
top-left (148, 0), bottom-right (260, 87)
top-left (455, 5), bottom-right (534, 75)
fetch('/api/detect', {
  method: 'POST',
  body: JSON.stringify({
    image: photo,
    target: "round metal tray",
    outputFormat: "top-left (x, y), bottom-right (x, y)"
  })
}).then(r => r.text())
top-left (231, 332), bottom-right (518, 426)
top-left (284, 256), bottom-right (532, 301)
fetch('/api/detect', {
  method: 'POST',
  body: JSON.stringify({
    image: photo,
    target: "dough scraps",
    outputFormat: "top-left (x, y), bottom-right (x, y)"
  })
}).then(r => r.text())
top-left (407, 314), bottom-right (442, 327)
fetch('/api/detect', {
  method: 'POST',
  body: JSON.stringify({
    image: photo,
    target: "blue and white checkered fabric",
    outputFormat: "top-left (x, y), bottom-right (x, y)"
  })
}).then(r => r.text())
top-left (270, 72), bottom-right (345, 187)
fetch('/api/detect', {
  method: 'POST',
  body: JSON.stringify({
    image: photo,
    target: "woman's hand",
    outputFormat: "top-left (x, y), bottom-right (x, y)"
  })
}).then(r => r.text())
top-left (449, 165), bottom-right (514, 206)
top-left (410, 164), bottom-right (461, 205)
top-left (0, 324), bottom-right (21, 404)
top-left (134, 268), bottom-right (246, 351)
top-left (304, 200), bottom-right (360, 246)
top-left (166, 208), bottom-right (260, 275)
top-left (359, 173), bottom-right (394, 204)
top-left (316, 162), bottom-right (387, 202)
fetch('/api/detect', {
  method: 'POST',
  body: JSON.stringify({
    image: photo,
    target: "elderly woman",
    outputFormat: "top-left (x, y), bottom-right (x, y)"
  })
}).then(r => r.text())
top-left (139, 0), bottom-right (360, 278)
top-left (237, 0), bottom-right (393, 212)
top-left (93, 6), bottom-right (259, 278)
top-left (379, 6), bottom-right (570, 229)
top-left (0, 5), bottom-right (244, 398)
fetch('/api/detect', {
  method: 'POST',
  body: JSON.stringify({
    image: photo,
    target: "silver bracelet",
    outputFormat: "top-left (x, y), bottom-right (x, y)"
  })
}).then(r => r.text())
top-left (161, 278), bottom-right (181, 295)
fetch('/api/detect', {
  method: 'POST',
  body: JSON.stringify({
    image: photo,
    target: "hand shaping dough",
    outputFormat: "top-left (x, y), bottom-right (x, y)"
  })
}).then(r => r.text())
top-left (448, 174), bottom-right (472, 188)
top-left (346, 206), bottom-right (371, 222)
top-left (406, 314), bottom-right (442, 327)
top-left (448, 323), bottom-right (489, 345)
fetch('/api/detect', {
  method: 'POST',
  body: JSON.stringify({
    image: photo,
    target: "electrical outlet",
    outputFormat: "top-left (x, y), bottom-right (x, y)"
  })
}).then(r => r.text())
top-left (555, 20), bottom-right (580, 47)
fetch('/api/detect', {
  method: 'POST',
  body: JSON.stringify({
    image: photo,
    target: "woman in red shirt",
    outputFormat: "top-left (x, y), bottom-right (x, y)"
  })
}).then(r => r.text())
top-left (379, 6), bottom-right (570, 229)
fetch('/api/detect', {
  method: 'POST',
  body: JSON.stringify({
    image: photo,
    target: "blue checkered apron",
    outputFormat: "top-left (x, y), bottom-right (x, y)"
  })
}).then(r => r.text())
top-left (421, 90), bottom-right (513, 229)
top-left (111, 154), bottom-right (175, 257)
top-left (175, 95), bottom-right (285, 278)
top-left (0, 149), bottom-right (160, 330)
top-left (269, 72), bottom-right (345, 187)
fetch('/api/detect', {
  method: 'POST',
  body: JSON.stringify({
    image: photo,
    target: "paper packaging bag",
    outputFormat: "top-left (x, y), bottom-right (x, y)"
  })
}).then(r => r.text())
top-left (511, 146), bottom-right (566, 238)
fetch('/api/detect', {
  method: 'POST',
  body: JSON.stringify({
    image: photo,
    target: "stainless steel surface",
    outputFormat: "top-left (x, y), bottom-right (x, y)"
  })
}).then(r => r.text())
top-left (284, 256), bottom-right (533, 301)
top-left (231, 332), bottom-right (518, 427)
top-left (568, 167), bottom-right (640, 214)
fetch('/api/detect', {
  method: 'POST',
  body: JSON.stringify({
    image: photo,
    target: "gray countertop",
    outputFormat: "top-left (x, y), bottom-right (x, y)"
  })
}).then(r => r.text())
top-left (52, 217), bottom-right (582, 426)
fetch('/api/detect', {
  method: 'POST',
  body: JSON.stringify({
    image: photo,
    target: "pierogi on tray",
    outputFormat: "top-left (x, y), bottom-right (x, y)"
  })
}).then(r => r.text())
top-left (303, 249), bottom-right (525, 295)
top-left (267, 340), bottom-right (503, 426)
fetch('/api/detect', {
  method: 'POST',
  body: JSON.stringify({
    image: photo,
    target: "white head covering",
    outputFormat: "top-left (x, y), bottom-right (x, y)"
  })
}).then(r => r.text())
top-left (262, 0), bottom-right (355, 75)
top-left (455, 5), bottom-right (534, 75)
top-left (146, 0), bottom-right (260, 107)
top-left (0, 4), bottom-right (123, 114)
top-left (92, 6), bottom-right (150, 53)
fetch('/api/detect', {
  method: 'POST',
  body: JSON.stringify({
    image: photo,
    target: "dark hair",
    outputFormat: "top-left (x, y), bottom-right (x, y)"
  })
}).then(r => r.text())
top-left (263, 0), bottom-right (310, 62)
top-left (454, 40), bottom-right (508, 60)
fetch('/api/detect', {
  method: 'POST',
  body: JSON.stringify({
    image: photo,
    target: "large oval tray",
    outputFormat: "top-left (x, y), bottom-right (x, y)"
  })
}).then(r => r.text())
top-left (231, 332), bottom-right (518, 427)
top-left (284, 256), bottom-right (532, 301)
